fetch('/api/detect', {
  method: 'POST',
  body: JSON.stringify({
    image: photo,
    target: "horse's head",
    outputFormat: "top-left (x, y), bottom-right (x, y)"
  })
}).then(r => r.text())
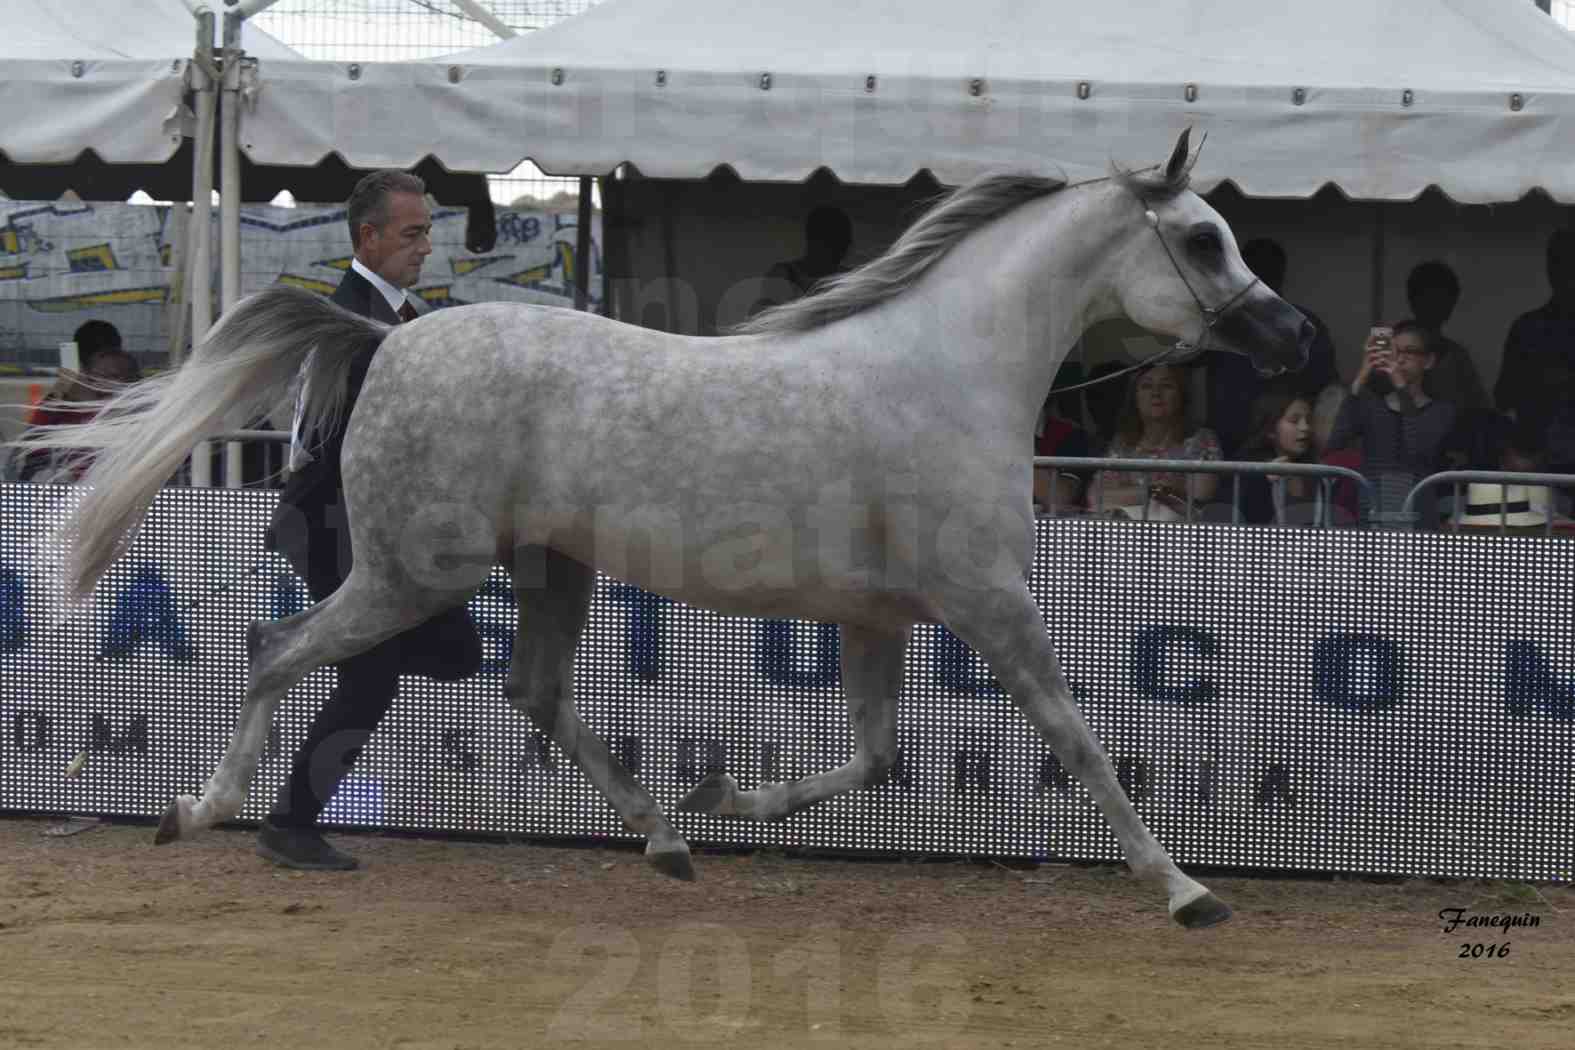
top-left (1110, 130), bottom-right (1312, 377)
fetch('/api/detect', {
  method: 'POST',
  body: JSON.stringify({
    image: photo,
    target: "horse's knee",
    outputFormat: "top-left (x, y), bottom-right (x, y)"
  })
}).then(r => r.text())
top-left (861, 745), bottom-right (898, 786)
top-left (503, 670), bottom-right (564, 731)
top-left (502, 675), bottom-right (541, 717)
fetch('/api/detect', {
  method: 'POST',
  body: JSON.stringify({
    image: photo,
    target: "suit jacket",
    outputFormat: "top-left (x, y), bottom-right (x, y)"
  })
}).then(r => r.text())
top-left (268, 267), bottom-right (413, 591)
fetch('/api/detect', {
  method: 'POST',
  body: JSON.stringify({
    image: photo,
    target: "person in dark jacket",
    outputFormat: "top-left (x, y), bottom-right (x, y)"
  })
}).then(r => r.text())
top-left (1326, 320), bottom-right (1456, 529)
top-left (259, 169), bottom-right (482, 871)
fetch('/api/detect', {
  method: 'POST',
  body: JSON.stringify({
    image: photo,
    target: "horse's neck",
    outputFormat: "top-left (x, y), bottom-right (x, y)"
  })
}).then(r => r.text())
top-left (877, 186), bottom-right (1127, 426)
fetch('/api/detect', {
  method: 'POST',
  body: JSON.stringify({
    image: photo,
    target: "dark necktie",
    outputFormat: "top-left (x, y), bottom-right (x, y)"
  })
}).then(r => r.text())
top-left (398, 300), bottom-right (418, 324)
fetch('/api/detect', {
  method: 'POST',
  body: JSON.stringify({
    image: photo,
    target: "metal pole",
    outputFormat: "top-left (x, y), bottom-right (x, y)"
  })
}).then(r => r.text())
top-left (218, 11), bottom-right (246, 487)
top-left (229, 0), bottom-right (287, 19)
top-left (601, 167), bottom-right (627, 320)
top-left (575, 177), bottom-right (593, 312)
top-left (188, 9), bottom-right (218, 486)
top-left (220, 13), bottom-right (243, 315)
top-left (186, 12), bottom-right (217, 361)
top-left (451, 0), bottom-right (517, 39)
top-left (1370, 202), bottom-right (1386, 324)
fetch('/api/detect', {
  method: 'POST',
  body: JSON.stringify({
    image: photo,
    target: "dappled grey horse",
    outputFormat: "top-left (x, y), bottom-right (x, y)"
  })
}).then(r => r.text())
top-left (36, 130), bottom-right (1309, 926)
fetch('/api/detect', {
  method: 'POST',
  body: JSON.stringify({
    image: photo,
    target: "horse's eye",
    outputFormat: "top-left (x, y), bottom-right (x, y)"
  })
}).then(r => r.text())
top-left (1189, 231), bottom-right (1222, 254)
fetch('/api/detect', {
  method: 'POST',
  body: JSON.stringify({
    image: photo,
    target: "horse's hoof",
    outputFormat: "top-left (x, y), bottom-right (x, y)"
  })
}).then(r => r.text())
top-left (675, 771), bottom-right (735, 814)
top-left (645, 843), bottom-right (695, 882)
top-left (152, 795), bottom-right (196, 846)
top-left (1172, 892), bottom-right (1233, 929)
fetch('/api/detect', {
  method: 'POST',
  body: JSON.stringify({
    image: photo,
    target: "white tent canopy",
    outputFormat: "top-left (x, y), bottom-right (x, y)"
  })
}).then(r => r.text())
top-left (242, 0), bottom-right (1575, 202)
top-left (0, 0), bottom-right (297, 165)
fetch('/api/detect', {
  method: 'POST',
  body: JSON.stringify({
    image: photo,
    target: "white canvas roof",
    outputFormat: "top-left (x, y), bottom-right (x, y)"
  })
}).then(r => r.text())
top-left (0, 0), bottom-right (298, 164)
top-left (238, 0), bottom-right (1575, 202)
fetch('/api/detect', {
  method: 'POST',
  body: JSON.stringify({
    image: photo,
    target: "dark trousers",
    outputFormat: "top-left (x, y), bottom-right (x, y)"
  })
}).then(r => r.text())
top-left (267, 518), bottom-right (484, 829)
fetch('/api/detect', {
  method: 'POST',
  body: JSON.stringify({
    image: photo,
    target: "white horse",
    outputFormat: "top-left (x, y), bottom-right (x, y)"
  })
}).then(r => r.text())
top-left (38, 130), bottom-right (1309, 927)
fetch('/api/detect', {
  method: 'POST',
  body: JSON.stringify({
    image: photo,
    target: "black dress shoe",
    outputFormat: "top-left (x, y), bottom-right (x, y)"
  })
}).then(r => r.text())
top-left (255, 821), bottom-right (359, 871)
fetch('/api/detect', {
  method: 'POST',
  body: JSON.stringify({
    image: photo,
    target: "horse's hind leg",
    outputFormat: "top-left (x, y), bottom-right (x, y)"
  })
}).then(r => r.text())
top-left (155, 570), bottom-right (448, 844)
top-left (679, 623), bottom-right (908, 821)
top-left (944, 583), bottom-right (1230, 929)
top-left (507, 547), bottom-right (693, 880)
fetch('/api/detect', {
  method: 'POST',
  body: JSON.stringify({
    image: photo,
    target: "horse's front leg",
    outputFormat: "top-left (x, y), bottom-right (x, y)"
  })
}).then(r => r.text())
top-left (679, 622), bottom-right (908, 820)
top-left (943, 582), bottom-right (1231, 929)
top-left (508, 548), bottom-right (693, 880)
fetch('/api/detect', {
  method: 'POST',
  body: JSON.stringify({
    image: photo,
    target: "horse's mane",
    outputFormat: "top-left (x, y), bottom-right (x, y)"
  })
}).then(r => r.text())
top-left (734, 161), bottom-right (1190, 337)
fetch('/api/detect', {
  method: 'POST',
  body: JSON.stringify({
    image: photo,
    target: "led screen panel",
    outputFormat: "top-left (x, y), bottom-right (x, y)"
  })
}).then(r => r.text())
top-left (2, 483), bottom-right (1572, 880)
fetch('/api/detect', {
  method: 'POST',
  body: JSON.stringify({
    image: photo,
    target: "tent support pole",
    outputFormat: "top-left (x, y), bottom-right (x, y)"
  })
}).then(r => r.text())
top-left (1370, 201), bottom-right (1387, 325)
top-left (188, 9), bottom-right (218, 486)
top-left (220, 13), bottom-right (243, 316)
top-left (217, 10), bottom-right (245, 488)
top-left (601, 169), bottom-right (627, 320)
top-left (575, 177), bottom-right (593, 311)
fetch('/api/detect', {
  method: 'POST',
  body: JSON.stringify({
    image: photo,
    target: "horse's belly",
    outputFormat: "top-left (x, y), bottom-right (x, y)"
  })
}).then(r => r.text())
top-left (546, 518), bottom-right (931, 627)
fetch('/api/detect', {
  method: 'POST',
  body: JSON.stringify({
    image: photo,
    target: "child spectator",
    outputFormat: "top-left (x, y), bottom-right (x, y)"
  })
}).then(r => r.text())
top-left (1233, 383), bottom-right (1322, 525)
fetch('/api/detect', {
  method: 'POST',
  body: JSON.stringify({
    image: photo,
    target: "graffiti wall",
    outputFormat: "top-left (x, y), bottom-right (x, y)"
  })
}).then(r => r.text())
top-left (0, 200), bottom-right (601, 370)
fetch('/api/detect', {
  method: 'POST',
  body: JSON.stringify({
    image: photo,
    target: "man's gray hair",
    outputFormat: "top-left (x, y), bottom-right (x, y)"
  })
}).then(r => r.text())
top-left (346, 169), bottom-right (427, 248)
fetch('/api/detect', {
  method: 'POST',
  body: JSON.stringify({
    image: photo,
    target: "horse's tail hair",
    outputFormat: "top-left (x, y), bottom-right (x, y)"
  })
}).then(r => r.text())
top-left (36, 283), bottom-right (389, 605)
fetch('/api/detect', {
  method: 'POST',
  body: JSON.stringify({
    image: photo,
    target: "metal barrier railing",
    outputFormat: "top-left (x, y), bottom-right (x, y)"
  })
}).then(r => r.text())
top-left (1034, 456), bottom-right (1375, 528)
top-left (192, 428), bottom-right (290, 489)
top-left (1401, 470), bottom-right (1575, 536)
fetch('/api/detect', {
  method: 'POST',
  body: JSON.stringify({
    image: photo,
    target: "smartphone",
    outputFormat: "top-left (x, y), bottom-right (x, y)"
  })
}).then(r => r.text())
top-left (1368, 324), bottom-right (1393, 351)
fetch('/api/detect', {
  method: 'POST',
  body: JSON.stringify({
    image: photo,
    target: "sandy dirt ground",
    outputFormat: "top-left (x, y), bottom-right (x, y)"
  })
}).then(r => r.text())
top-left (1, 816), bottom-right (1571, 1049)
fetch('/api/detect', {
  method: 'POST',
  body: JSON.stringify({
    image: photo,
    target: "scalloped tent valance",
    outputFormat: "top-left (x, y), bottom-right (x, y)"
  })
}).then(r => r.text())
top-left (0, 0), bottom-right (298, 166)
top-left (237, 0), bottom-right (1575, 203)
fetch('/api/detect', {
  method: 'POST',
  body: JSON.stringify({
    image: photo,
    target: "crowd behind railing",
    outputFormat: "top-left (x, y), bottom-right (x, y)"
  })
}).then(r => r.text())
top-left (6, 236), bottom-right (1575, 538)
top-left (1027, 236), bottom-right (1575, 537)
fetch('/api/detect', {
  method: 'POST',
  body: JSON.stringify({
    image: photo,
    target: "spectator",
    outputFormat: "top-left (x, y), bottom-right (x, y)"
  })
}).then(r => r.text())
top-left (1407, 261), bottom-right (1489, 422)
top-left (1205, 238), bottom-right (1340, 456)
top-left (69, 319), bottom-right (126, 367)
top-left (15, 328), bottom-right (139, 483)
top-left (1232, 383), bottom-right (1321, 525)
top-left (1033, 370), bottom-right (1094, 516)
top-left (1496, 229), bottom-right (1575, 472)
top-left (1327, 320), bottom-right (1456, 528)
top-left (1089, 363), bottom-right (1221, 520)
top-left (751, 206), bottom-right (853, 314)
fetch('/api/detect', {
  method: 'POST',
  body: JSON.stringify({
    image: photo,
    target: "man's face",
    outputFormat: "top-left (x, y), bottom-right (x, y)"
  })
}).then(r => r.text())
top-left (358, 191), bottom-right (432, 289)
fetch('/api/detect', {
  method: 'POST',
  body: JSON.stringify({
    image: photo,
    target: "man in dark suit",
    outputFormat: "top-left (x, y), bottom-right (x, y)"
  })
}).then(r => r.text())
top-left (258, 169), bottom-right (483, 870)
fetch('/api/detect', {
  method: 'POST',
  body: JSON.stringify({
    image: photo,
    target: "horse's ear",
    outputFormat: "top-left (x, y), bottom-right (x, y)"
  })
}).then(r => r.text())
top-left (1165, 127), bottom-right (1193, 182)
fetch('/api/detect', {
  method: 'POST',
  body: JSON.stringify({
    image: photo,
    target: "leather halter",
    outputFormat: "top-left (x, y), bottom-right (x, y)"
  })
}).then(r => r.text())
top-left (1137, 197), bottom-right (1261, 359)
top-left (1048, 189), bottom-right (1261, 396)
